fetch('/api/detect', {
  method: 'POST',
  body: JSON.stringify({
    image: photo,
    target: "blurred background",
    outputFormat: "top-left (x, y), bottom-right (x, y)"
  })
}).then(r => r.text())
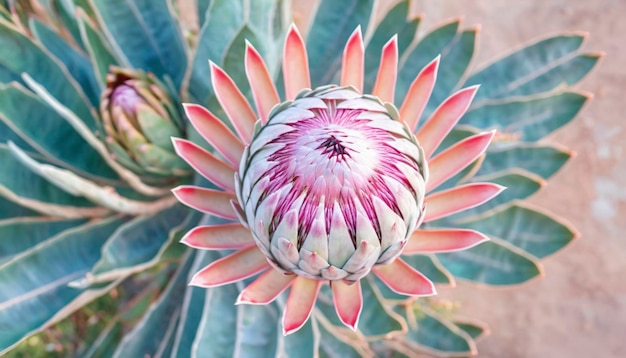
top-left (295, 1), bottom-right (624, 357)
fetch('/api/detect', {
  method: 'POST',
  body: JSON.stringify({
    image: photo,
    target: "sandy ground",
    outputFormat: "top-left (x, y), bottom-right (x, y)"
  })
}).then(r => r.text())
top-left (293, 1), bottom-right (626, 356)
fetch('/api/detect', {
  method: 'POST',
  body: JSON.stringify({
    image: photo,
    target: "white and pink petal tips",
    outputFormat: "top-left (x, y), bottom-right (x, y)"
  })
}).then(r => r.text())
top-left (210, 62), bottom-right (257, 144)
top-left (423, 183), bottom-right (506, 223)
top-left (417, 85), bottom-right (479, 158)
top-left (340, 26), bottom-right (364, 92)
top-left (182, 103), bottom-right (244, 168)
top-left (245, 42), bottom-right (280, 124)
top-left (237, 269), bottom-right (295, 305)
top-left (372, 35), bottom-right (399, 103)
top-left (400, 56), bottom-right (440, 133)
top-left (190, 246), bottom-right (269, 287)
top-left (283, 277), bottom-right (321, 335)
top-left (171, 138), bottom-right (235, 193)
top-left (172, 186), bottom-right (237, 220)
top-left (180, 223), bottom-right (253, 250)
top-left (331, 280), bottom-right (363, 330)
top-left (404, 229), bottom-right (489, 254)
top-left (372, 258), bottom-right (436, 296)
top-left (283, 24), bottom-right (311, 100)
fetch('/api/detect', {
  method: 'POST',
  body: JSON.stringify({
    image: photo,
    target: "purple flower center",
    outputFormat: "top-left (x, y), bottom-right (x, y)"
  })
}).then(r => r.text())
top-left (111, 83), bottom-right (143, 112)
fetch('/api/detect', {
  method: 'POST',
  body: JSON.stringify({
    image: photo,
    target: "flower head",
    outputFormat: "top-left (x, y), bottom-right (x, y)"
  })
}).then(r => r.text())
top-left (173, 25), bottom-right (503, 335)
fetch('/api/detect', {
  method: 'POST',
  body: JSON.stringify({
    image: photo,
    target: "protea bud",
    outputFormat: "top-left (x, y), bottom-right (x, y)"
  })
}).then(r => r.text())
top-left (237, 85), bottom-right (428, 282)
top-left (101, 67), bottom-right (189, 178)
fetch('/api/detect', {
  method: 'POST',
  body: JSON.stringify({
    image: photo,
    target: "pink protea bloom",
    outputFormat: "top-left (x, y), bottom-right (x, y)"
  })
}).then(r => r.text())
top-left (172, 25), bottom-right (503, 335)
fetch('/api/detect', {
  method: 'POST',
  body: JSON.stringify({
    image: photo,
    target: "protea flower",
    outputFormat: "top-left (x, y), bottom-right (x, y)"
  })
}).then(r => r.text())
top-left (173, 24), bottom-right (503, 335)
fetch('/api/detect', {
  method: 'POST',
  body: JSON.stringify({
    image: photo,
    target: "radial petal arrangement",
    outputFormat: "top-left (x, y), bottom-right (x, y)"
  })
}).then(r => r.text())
top-left (173, 24), bottom-right (501, 334)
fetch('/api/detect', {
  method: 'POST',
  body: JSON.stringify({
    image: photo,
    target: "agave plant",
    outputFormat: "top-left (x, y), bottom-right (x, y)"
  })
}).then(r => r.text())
top-left (0, 0), bottom-right (597, 356)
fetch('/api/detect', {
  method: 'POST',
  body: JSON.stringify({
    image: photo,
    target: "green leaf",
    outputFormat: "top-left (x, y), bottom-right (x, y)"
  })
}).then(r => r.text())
top-left (400, 305), bottom-right (476, 355)
top-left (358, 278), bottom-right (405, 337)
top-left (0, 118), bottom-right (34, 152)
top-left (423, 29), bottom-right (477, 119)
top-left (0, 196), bottom-right (38, 220)
top-left (397, 20), bottom-right (459, 107)
top-left (453, 320), bottom-right (488, 339)
top-left (191, 282), bottom-right (239, 357)
top-left (112, 254), bottom-right (194, 358)
top-left (197, 0), bottom-right (212, 27)
top-left (233, 304), bottom-right (279, 357)
top-left (0, 144), bottom-right (99, 211)
top-left (478, 143), bottom-right (572, 179)
top-left (280, 316), bottom-right (320, 358)
top-left (401, 254), bottom-right (454, 285)
top-left (90, 205), bottom-right (189, 279)
top-left (77, 10), bottom-right (119, 88)
top-left (363, 0), bottom-right (419, 91)
top-left (0, 217), bottom-right (87, 264)
top-left (29, 19), bottom-right (100, 106)
top-left (91, 0), bottom-right (187, 87)
top-left (189, 0), bottom-right (244, 103)
top-left (307, 0), bottom-right (375, 87)
top-left (457, 203), bottom-right (577, 259)
top-left (466, 34), bottom-right (592, 100)
top-left (51, 0), bottom-right (84, 49)
top-left (318, 322), bottom-right (363, 358)
top-left (460, 91), bottom-right (590, 141)
top-left (0, 19), bottom-right (96, 129)
top-left (0, 83), bottom-right (119, 181)
top-left (222, 25), bottom-right (261, 102)
top-left (0, 216), bottom-right (128, 353)
top-left (437, 240), bottom-right (542, 285)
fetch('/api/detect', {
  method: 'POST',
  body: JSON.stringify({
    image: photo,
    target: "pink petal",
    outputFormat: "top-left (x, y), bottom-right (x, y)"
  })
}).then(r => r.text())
top-left (245, 42), bottom-right (280, 124)
top-left (181, 223), bottom-right (254, 250)
top-left (426, 131), bottom-right (495, 192)
top-left (424, 183), bottom-right (505, 222)
top-left (416, 86), bottom-right (479, 158)
top-left (400, 56), bottom-right (440, 132)
top-left (210, 62), bottom-right (257, 144)
top-left (403, 229), bottom-right (489, 254)
top-left (172, 138), bottom-right (235, 193)
top-left (236, 269), bottom-right (295, 305)
top-left (283, 24), bottom-right (310, 100)
top-left (331, 280), bottom-right (363, 330)
top-left (283, 277), bottom-right (321, 335)
top-left (189, 246), bottom-right (270, 287)
top-left (372, 258), bottom-right (436, 296)
top-left (340, 26), bottom-right (364, 92)
top-left (182, 103), bottom-right (244, 168)
top-left (172, 185), bottom-right (237, 220)
top-left (372, 35), bottom-right (398, 103)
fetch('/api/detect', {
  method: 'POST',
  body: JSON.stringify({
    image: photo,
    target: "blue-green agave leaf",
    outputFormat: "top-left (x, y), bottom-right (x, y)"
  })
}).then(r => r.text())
top-left (401, 254), bottom-right (454, 286)
top-left (0, 196), bottom-right (39, 221)
top-left (456, 203), bottom-right (578, 259)
top-left (307, 0), bottom-right (375, 87)
top-left (233, 304), bottom-right (280, 358)
top-left (453, 320), bottom-right (489, 339)
top-left (91, 0), bottom-right (187, 87)
top-left (0, 19), bottom-right (96, 129)
top-left (0, 83), bottom-right (118, 181)
top-left (0, 217), bottom-right (87, 265)
top-left (460, 91), bottom-right (590, 141)
top-left (279, 316), bottom-right (320, 358)
top-left (466, 34), bottom-right (594, 101)
top-left (478, 142), bottom-right (573, 179)
top-left (0, 216), bottom-right (128, 354)
top-left (196, 0), bottom-right (212, 28)
top-left (112, 253), bottom-right (195, 358)
top-left (77, 10), bottom-right (119, 88)
top-left (29, 19), bottom-right (100, 106)
top-left (437, 239), bottom-right (542, 285)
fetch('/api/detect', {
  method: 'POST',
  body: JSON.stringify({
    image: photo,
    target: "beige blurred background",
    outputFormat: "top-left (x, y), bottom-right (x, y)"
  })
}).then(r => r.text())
top-left (293, 1), bottom-right (624, 357)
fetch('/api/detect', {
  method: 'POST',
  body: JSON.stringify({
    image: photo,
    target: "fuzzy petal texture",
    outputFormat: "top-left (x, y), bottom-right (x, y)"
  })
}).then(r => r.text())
top-left (237, 269), bottom-right (295, 305)
top-left (424, 183), bottom-right (506, 222)
top-left (332, 279), bottom-right (363, 330)
top-left (403, 228), bottom-right (489, 254)
top-left (190, 247), bottom-right (269, 287)
top-left (373, 258), bottom-right (436, 296)
top-left (283, 277), bottom-right (321, 335)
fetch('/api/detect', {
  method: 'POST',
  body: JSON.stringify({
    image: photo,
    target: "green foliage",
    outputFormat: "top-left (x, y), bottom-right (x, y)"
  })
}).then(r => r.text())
top-left (0, 0), bottom-right (597, 356)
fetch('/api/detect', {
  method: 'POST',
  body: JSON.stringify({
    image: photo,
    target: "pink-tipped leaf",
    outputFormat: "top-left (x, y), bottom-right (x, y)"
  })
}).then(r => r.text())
top-left (283, 25), bottom-right (311, 100)
top-left (172, 138), bottom-right (235, 192)
top-left (372, 35), bottom-right (398, 103)
top-left (417, 86), bottom-right (479, 158)
top-left (424, 182), bottom-right (505, 222)
top-left (182, 103), bottom-right (244, 168)
top-left (372, 258), bottom-right (436, 296)
top-left (340, 27), bottom-right (364, 92)
top-left (172, 185), bottom-right (237, 220)
top-left (181, 223), bottom-right (254, 250)
top-left (210, 62), bottom-right (257, 144)
top-left (189, 246), bottom-right (269, 287)
top-left (400, 56), bottom-right (440, 132)
top-left (426, 131), bottom-right (495, 192)
top-left (245, 42), bottom-right (280, 124)
top-left (403, 229), bottom-right (489, 254)
top-left (283, 277), bottom-right (321, 335)
top-left (331, 279), bottom-right (363, 330)
top-left (237, 269), bottom-right (295, 305)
